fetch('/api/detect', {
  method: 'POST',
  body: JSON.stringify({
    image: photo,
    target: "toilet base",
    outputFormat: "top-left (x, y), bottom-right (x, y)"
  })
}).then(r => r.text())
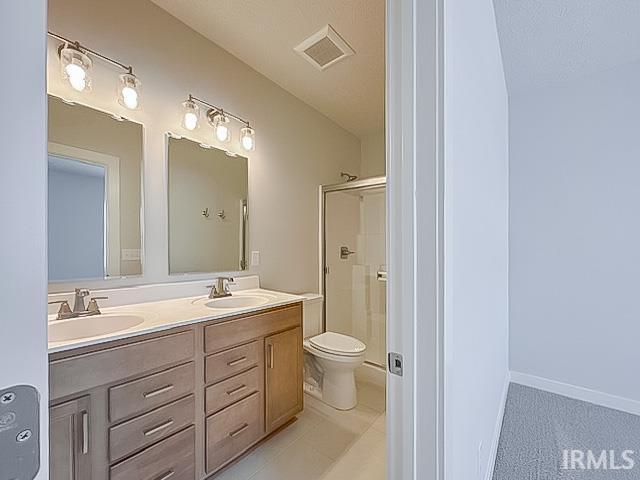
top-left (321, 369), bottom-right (358, 410)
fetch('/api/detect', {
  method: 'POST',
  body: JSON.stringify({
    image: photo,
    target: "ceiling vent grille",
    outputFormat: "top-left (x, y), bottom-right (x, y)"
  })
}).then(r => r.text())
top-left (294, 25), bottom-right (355, 71)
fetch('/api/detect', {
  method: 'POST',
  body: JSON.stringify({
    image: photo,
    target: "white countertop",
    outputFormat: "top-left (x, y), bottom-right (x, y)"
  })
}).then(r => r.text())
top-left (48, 288), bottom-right (305, 354)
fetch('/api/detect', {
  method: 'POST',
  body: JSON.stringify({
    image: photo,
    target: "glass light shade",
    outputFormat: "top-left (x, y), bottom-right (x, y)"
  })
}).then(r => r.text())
top-left (211, 113), bottom-right (231, 143)
top-left (182, 100), bottom-right (200, 131)
top-left (240, 126), bottom-right (255, 151)
top-left (60, 45), bottom-right (92, 92)
top-left (117, 73), bottom-right (141, 110)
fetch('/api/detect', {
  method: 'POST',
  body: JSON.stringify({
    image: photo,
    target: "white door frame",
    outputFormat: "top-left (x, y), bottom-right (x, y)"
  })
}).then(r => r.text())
top-left (386, 0), bottom-right (445, 479)
top-left (0, 1), bottom-right (49, 479)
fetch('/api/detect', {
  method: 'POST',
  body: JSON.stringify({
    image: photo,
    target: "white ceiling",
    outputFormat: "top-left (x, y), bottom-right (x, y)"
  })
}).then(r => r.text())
top-left (150, 0), bottom-right (385, 138)
top-left (493, 0), bottom-right (640, 94)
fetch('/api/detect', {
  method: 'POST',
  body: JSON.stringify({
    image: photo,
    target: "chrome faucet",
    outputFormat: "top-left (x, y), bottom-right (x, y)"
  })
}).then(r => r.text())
top-left (48, 288), bottom-right (109, 320)
top-left (206, 277), bottom-right (235, 299)
top-left (73, 288), bottom-right (90, 313)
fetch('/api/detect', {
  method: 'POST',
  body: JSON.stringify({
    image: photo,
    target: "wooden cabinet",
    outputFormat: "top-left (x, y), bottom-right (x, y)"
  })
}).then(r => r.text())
top-left (49, 302), bottom-right (303, 480)
top-left (265, 327), bottom-right (303, 432)
top-left (50, 396), bottom-right (91, 480)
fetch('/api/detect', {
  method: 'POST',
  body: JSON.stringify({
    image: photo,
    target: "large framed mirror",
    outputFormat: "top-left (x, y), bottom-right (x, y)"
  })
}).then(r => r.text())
top-left (167, 136), bottom-right (248, 274)
top-left (48, 95), bottom-right (143, 282)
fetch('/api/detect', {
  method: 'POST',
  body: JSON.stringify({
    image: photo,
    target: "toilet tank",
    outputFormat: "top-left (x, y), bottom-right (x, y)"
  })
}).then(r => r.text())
top-left (301, 293), bottom-right (323, 338)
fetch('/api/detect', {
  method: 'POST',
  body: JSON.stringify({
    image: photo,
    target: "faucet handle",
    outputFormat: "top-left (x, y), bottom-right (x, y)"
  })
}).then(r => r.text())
top-left (48, 300), bottom-right (72, 320)
top-left (205, 284), bottom-right (219, 299)
top-left (87, 296), bottom-right (108, 314)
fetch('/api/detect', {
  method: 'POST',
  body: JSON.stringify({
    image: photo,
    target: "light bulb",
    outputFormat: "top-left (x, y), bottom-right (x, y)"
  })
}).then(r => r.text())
top-left (184, 112), bottom-right (197, 130)
top-left (60, 45), bottom-right (92, 92)
top-left (117, 73), bottom-right (141, 110)
top-left (240, 126), bottom-right (255, 151)
top-left (65, 63), bottom-right (87, 91)
top-left (182, 99), bottom-right (200, 131)
top-left (121, 86), bottom-right (138, 109)
top-left (215, 123), bottom-right (230, 142)
top-left (209, 112), bottom-right (230, 143)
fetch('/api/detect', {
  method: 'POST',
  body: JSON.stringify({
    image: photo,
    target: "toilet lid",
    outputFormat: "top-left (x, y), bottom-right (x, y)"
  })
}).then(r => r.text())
top-left (309, 332), bottom-right (366, 356)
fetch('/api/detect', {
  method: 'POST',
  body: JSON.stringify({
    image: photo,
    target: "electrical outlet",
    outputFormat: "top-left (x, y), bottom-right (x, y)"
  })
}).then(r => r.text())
top-left (251, 251), bottom-right (260, 266)
top-left (121, 249), bottom-right (141, 261)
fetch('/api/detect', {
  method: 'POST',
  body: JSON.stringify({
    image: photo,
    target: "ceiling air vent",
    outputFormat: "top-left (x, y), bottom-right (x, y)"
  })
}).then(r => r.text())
top-left (294, 25), bottom-right (355, 71)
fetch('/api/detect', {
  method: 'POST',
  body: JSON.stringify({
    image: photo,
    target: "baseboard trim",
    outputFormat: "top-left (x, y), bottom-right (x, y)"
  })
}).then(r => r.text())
top-left (355, 363), bottom-right (386, 387)
top-left (510, 371), bottom-right (640, 416)
top-left (484, 371), bottom-right (510, 480)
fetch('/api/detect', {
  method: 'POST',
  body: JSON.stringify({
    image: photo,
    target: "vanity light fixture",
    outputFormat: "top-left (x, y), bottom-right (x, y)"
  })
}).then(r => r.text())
top-left (49, 31), bottom-right (141, 110)
top-left (182, 94), bottom-right (256, 152)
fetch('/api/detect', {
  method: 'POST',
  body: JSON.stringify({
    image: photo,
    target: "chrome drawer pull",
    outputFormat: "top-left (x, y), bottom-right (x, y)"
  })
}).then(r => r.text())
top-left (143, 384), bottom-right (175, 399)
top-left (227, 356), bottom-right (247, 367)
top-left (152, 470), bottom-right (175, 480)
top-left (81, 411), bottom-right (89, 454)
top-left (228, 423), bottom-right (250, 438)
top-left (143, 419), bottom-right (174, 436)
top-left (226, 384), bottom-right (247, 396)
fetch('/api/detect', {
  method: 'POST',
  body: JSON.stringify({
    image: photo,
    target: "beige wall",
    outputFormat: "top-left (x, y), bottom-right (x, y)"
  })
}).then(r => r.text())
top-left (47, 0), bottom-right (361, 293)
top-left (360, 131), bottom-right (386, 178)
top-left (48, 96), bottom-right (143, 276)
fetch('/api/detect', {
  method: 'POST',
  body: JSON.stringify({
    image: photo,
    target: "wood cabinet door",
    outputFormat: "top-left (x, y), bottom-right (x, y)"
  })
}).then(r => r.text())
top-left (264, 327), bottom-right (302, 432)
top-left (50, 396), bottom-right (91, 480)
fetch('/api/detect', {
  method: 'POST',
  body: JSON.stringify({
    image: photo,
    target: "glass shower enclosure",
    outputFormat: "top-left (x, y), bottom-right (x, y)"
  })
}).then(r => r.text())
top-left (320, 176), bottom-right (386, 367)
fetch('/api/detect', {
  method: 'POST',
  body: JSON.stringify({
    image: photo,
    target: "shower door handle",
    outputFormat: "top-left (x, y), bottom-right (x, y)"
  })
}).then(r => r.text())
top-left (340, 246), bottom-right (356, 259)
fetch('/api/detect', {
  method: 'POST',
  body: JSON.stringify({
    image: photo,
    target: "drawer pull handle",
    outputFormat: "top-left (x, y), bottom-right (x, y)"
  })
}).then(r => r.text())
top-left (81, 411), bottom-right (89, 454)
top-left (152, 470), bottom-right (175, 480)
top-left (268, 343), bottom-right (274, 369)
top-left (143, 384), bottom-right (175, 399)
top-left (227, 356), bottom-right (247, 367)
top-left (226, 384), bottom-right (247, 396)
top-left (143, 419), bottom-right (174, 436)
top-left (228, 423), bottom-right (250, 438)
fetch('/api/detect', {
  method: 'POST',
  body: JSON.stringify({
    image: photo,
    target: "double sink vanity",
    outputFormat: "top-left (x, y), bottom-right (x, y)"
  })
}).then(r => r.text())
top-left (48, 281), bottom-right (304, 480)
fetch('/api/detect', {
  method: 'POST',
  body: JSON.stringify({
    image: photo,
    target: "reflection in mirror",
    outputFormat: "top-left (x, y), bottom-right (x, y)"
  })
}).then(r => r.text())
top-left (48, 95), bottom-right (143, 282)
top-left (168, 137), bottom-right (248, 274)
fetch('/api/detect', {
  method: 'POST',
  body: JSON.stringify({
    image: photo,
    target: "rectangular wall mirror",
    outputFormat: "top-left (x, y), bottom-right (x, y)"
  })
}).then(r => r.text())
top-left (167, 136), bottom-right (249, 274)
top-left (48, 95), bottom-right (144, 282)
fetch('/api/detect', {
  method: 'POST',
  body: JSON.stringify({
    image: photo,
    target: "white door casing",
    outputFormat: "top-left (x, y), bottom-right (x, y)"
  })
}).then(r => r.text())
top-left (386, 0), bottom-right (445, 479)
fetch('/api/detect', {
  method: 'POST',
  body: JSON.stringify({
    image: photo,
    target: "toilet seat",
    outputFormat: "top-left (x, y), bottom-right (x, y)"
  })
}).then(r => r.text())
top-left (309, 332), bottom-right (366, 357)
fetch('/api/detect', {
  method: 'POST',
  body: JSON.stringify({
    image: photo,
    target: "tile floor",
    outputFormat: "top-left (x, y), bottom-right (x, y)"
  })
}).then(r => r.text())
top-left (212, 381), bottom-right (386, 480)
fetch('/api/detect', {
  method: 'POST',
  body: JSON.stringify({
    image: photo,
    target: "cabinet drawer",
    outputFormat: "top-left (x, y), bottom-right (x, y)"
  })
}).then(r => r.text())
top-left (110, 426), bottom-right (195, 480)
top-left (109, 395), bottom-right (195, 462)
top-left (204, 303), bottom-right (302, 353)
top-left (205, 341), bottom-right (262, 385)
top-left (205, 366), bottom-right (262, 415)
top-left (206, 392), bottom-right (263, 474)
top-left (51, 330), bottom-right (195, 400)
top-left (109, 362), bottom-right (195, 423)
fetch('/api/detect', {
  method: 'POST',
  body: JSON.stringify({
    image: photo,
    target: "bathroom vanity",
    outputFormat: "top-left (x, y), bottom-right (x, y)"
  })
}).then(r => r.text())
top-left (48, 297), bottom-right (303, 480)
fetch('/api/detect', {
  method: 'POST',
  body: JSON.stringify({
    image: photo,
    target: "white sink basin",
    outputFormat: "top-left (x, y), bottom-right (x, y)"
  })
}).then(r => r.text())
top-left (49, 314), bottom-right (145, 342)
top-left (205, 295), bottom-right (270, 309)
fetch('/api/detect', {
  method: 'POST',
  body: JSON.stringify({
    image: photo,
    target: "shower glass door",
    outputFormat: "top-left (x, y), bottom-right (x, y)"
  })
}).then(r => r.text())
top-left (323, 179), bottom-right (386, 367)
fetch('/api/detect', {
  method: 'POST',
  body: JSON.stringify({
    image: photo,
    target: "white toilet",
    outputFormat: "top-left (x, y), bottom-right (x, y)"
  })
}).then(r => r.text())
top-left (302, 294), bottom-right (366, 410)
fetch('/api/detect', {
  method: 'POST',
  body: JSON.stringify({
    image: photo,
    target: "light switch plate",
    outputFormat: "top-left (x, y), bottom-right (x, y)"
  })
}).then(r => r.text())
top-left (0, 385), bottom-right (40, 480)
top-left (251, 251), bottom-right (260, 266)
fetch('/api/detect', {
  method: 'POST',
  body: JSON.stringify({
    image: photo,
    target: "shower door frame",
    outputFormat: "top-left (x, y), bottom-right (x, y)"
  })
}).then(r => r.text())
top-left (318, 176), bottom-right (387, 362)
